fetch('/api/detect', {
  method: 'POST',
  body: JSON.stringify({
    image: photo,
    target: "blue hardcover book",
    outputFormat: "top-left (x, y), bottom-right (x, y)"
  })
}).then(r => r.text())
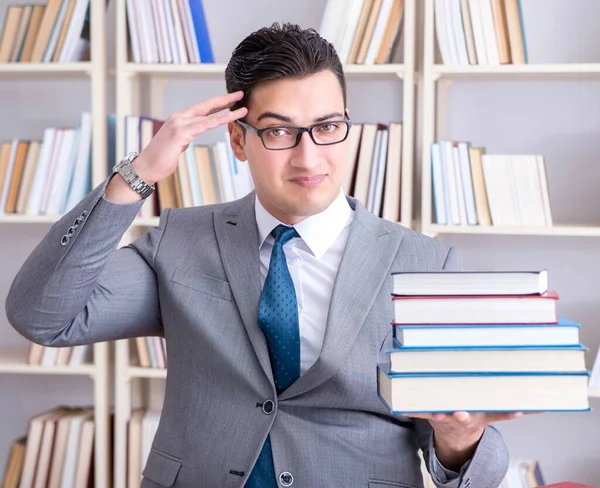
top-left (188, 0), bottom-right (214, 63)
top-left (376, 363), bottom-right (591, 414)
top-left (392, 317), bottom-right (581, 348)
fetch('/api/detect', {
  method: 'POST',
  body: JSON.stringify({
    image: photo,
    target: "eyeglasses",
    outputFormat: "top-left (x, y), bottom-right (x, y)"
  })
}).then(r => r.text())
top-left (236, 119), bottom-right (352, 150)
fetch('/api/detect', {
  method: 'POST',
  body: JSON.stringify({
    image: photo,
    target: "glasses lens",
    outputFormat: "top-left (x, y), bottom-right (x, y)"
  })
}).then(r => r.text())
top-left (262, 127), bottom-right (301, 150)
top-left (312, 122), bottom-right (349, 145)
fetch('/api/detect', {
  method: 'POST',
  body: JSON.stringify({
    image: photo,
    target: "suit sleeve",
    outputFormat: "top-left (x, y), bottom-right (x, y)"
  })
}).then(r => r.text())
top-left (5, 174), bottom-right (169, 346)
top-left (412, 245), bottom-right (510, 488)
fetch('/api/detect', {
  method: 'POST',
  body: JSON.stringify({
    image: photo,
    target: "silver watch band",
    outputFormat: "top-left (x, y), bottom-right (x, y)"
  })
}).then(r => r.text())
top-left (113, 152), bottom-right (155, 199)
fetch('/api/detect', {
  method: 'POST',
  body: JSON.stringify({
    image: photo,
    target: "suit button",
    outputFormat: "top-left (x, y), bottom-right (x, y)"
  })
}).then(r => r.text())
top-left (67, 227), bottom-right (75, 237)
top-left (73, 217), bottom-right (80, 228)
top-left (279, 472), bottom-right (293, 486)
top-left (80, 210), bottom-right (87, 219)
top-left (61, 235), bottom-right (69, 246)
top-left (262, 400), bottom-right (274, 415)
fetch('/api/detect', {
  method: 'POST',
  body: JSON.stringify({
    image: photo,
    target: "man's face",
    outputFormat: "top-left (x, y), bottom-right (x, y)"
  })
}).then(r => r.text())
top-left (228, 70), bottom-right (349, 225)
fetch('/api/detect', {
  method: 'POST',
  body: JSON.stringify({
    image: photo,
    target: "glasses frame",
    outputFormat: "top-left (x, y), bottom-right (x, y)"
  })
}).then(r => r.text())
top-left (236, 119), bottom-right (352, 151)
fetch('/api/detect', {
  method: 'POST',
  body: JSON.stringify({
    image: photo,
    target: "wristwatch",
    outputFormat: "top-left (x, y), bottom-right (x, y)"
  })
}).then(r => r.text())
top-left (113, 151), bottom-right (155, 199)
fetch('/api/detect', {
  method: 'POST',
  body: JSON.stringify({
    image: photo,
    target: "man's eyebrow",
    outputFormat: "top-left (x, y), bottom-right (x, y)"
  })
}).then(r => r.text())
top-left (256, 111), bottom-right (345, 124)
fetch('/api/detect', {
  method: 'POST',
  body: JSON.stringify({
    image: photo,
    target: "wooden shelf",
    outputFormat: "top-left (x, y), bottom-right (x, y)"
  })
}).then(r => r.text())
top-left (0, 349), bottom-right (96, 376)
top-left (0, 214), bottom-right (61, 224)
top-left (0, 62), bottom-right (93, 79)
top-left (126, 365), bottom-right (167, 379)
top-left (424, 224), bottom-right (600, 238)
top-left (123, 62), bottom-right (406, 78)
top-left (432, 63), bottom-right (600, 81)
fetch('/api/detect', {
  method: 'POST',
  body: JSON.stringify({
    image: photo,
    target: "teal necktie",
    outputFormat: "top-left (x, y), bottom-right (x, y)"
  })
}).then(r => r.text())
top-left (245, 225), bottom-right (300, 487)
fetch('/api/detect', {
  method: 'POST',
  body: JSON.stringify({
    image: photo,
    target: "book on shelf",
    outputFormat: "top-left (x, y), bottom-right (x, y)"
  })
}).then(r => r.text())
top-left (107, 114), bottom-right (255, 219)
top-left (344, 122), bottom-right (403, 221)
top-left (0, 112), bottom-right (92, 218)
top-left (125, 0), bottom-right (214, 64)
top-left (377, 269), bottom-right (591, 413)
top-left (500, 459), bottom-right (545, 488)
top-left (431, 141), bottom-right (553, 227)
top-left (134, 336), bottom-right (167, 369)
top-left (128, 408), bottom-right (161, 488)
top-left (26, 342), bottom-right (92, 366)
top-left (434, 0), bottom-right (527, 66)
top-left (1, 406), bottom-right (95, 488)
top-left (0, 0), bottom-right (91, 64)
top-left (320, 0), bottom-right (405, 65)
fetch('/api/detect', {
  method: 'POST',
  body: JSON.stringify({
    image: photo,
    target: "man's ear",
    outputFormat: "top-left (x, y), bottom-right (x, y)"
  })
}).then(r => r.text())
top-left (228, 121), bottom-right (247, 162)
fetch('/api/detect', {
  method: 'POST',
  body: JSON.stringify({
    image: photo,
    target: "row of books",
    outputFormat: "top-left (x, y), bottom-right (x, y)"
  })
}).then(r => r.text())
top-left (0, 0), bottom-right (90, 63)
top-left (2, 406), bottom-right (95, 488)
top-left (344, 122), bottom-right (403, 222)
top-left (431, 141), bottom-right (553, 227)
top-left (111, 115), bottom-right (255, 218)
top-left (320, 0), bottom-right (404, 65)
top-left (378, 269), bottom-right (590, 413)
top-left (0, 112), bottom-right (92, 218)
top-left (435, 0), bottom-right (527, 66)
top-left (26, 343), bottom-right (92, 367)
top-left (126, 0), bottom-right (214, 64)
top-left (134, 337), bottom-right (167, 369)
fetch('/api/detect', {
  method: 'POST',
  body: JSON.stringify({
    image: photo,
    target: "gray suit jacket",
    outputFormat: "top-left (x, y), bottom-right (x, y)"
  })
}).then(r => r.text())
top-left (5, 175), bottom-right (509, 488)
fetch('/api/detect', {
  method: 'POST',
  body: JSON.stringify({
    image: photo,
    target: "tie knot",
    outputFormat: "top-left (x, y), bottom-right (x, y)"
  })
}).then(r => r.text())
top-left (271, 224), bottom-right (299, 246)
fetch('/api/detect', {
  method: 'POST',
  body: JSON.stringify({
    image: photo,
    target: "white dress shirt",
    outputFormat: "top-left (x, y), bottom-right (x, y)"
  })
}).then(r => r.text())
top-left (255, 190), bottom-right (354, 374)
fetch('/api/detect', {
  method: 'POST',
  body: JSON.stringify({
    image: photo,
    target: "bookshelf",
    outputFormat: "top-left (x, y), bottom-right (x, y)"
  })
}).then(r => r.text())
top-left (111, 0), bottom-right (418, 486)
top-left (420, 0), bottom-right (600, 239)
top-left (0, 0), bottom-right (110, 485)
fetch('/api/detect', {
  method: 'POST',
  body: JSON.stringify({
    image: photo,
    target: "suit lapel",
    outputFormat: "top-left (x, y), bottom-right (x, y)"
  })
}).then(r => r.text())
top-left (279, 199), bottom-right (403, 401)
top-left (214, 192), bottom-right (275, 388)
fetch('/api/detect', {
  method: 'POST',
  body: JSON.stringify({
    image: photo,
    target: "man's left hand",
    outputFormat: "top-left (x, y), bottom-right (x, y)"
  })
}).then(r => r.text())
top-left (406, 411), bottom-right (525, 471)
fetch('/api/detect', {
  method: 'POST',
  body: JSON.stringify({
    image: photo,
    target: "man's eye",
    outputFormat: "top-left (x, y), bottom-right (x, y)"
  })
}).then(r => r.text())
top-left (266, 128), bottom-right (289, 137)
top-left (318, 123), bottom-right (338, 132)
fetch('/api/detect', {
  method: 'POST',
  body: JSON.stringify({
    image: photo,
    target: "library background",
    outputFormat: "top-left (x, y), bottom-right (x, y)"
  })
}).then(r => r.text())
top-left (1, 0), bottom-right (599, 486)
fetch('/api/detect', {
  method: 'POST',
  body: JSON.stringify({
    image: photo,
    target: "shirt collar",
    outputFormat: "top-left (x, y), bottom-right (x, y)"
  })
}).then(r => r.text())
top-left (255, 189), bottom-right (353, 259)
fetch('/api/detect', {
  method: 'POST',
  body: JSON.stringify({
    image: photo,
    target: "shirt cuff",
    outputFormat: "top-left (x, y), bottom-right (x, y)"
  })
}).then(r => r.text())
top-left (428, 432), bottom-right (471, 484)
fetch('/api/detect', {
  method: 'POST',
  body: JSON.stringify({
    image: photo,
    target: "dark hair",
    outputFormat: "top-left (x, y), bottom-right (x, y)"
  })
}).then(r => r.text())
top-left (225, 22), bottom-right (347, 114)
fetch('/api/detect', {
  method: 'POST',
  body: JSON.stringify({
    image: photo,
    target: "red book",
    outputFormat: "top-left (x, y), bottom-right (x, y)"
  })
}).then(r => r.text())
top-left (392, 292), bottom-right (559, 325)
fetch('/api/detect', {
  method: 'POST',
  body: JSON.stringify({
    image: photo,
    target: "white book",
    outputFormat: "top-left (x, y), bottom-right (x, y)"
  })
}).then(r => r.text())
top-left (479, 0), bottom-right (500, 65)
top-left (434, 0), bottom-right (455, 64)
top-left (371, 128), bottom-right (388, 216)
top-left (441, 141), bottom-right (460, 224)
top-left (457, 142), bottom-right (477, 225)
top-left (447, 0), bottom-right (469, 66)
top-left (168, 0), bottom-right (188, 63)
top-left (26, 129), bottom-right (56, 215)
top-left (431, 142), bottom-right (447, 224)
top-left (58, 0), bottom-right (90, 62)
top-left (451, 144), bottom-right (468, 225)
top-left (467, 0), bottom-right (489, 65)
top-left (44, 129), bottom-right (76, 216)
top-left (63, 112), bottom-right (92, 213)
top-left (126, 0), bottom-right (142, 62)
top-left (336, 0), bottom-right (364, 64)
top-left (364, 0), bottom-right (394, 65)
top-left (366, 129), bottom-right (383, 213)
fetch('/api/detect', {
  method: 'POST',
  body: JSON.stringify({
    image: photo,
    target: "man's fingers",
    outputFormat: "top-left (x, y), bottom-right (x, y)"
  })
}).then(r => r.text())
top-left (182, 91), bottom-right (245, 118)
top-left (183, 107), bottom-right (248, 137)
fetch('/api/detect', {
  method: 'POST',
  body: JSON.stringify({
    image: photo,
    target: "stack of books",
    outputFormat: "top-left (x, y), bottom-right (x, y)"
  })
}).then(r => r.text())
top-left (377, 270), bottom-right (591, 414)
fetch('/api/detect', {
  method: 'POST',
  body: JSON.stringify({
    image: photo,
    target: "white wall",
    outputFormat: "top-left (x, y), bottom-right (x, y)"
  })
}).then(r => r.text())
top-left (1, 0), bottom-right (599, 484)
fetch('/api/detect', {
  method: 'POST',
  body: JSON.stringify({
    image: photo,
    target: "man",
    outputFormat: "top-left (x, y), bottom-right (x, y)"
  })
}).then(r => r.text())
top-left (5, 23), bottom-right (512, 488)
